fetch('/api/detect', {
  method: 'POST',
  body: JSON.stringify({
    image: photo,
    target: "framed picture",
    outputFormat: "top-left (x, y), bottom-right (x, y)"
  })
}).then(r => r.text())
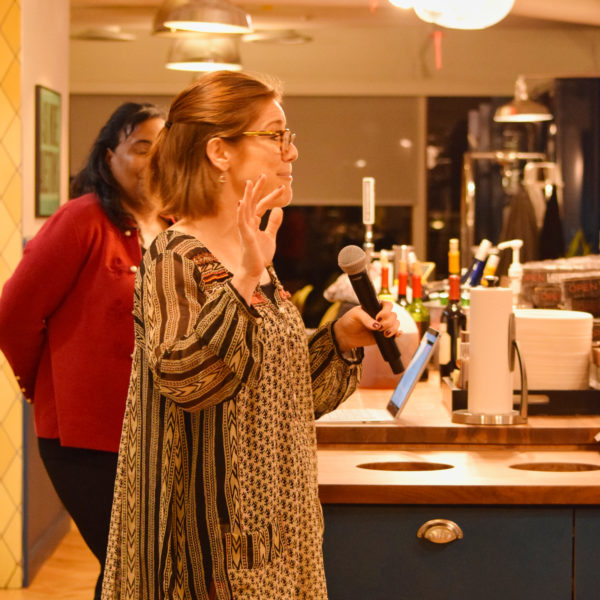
top-left (35, 85), bottom-right (61, 217)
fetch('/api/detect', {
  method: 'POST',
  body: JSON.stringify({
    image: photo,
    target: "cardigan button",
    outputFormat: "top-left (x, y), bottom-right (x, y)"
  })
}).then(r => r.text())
top-left (129, 265), bottom-right (138, 273)
top-left (20, 387), bottom-right (26, 393)
top-left (124, 230), bottom-right (132, 236)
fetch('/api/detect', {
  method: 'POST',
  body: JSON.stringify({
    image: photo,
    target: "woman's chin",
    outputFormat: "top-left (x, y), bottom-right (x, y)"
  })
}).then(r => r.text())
top-left (279, 188), bottom-right (293, 207)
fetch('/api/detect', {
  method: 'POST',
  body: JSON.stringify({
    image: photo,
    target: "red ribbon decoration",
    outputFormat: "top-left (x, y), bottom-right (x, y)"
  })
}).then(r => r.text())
top-left (433, 29), bottom-right (443, 70)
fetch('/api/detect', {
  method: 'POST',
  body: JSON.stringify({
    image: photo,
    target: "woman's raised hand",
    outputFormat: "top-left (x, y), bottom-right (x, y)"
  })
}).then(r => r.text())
top-left (232, 175), bottom-right (285, 302)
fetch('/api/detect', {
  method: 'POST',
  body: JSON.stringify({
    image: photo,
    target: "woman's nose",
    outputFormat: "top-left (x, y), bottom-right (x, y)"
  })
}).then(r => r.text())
top-left (283, 142), bottom-right (298, 162)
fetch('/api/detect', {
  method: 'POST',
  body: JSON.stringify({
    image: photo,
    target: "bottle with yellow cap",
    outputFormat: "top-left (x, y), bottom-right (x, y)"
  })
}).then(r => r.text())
top-left (448, 238), bottom-right (460, 277)
top-left (481, 249), bottom-right (500, 286)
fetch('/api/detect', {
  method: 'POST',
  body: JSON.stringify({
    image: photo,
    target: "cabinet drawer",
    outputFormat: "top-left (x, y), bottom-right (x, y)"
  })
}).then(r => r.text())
top-left (323, 505), bottom-right (572, 600)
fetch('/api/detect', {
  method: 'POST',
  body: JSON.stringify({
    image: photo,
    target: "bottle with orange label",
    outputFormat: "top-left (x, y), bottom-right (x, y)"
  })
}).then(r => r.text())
top-left (378, 250), bottom-right (396, 303)
top-left (407, 262), bottom-right (430, 381)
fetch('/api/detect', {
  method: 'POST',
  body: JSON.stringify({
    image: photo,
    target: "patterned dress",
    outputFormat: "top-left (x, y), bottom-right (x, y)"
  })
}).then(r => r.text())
top-left (101, 230), bottom-right (362, 600)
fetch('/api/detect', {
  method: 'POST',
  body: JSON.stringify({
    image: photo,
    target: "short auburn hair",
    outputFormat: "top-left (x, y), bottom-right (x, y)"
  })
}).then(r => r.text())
top-left (148, 71), bottom-right (281, 219)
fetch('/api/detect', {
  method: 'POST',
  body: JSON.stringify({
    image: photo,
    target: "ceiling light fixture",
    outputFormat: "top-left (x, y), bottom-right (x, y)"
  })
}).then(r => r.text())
top-left (494, 76), bottom-right (554, 123)
top-left (71, 26), bottom-right (136, 42)
top-left (388, 0), bottom-right (515, 30)
top-left (154, 0), bottom-right (252, 36)
top-left (241, 30), bottom-right (312, 45)
top-left (165, 37), bottom-right (242, 72)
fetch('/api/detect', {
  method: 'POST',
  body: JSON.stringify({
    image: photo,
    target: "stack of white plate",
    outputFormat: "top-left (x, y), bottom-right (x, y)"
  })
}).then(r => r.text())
top-left (513, 309), bottom-right (593, 390)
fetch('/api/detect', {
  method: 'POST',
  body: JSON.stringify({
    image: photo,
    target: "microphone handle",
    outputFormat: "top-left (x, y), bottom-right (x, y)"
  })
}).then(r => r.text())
top-left (347, 271), bottom-right (404, 374)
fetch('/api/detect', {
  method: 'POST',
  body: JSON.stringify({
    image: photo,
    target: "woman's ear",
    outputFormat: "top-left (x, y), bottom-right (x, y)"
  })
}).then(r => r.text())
top-left (206, 137), bottom-right (231, 173)
top-left (105, 148), bottom-right (114, 167)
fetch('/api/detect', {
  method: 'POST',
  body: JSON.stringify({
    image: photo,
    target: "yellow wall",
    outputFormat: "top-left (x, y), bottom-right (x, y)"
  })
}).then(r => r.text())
top-left (0, 0), bottom-right (23, 589)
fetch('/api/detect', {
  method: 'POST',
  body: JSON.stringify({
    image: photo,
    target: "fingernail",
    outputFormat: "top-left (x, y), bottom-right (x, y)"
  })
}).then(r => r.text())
top-left (373, 322), bottom-right (381, 329)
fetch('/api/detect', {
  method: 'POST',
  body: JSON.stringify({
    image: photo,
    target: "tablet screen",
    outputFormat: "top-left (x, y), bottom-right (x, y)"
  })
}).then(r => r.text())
top-left (386, 328), bottom-right (440, 417)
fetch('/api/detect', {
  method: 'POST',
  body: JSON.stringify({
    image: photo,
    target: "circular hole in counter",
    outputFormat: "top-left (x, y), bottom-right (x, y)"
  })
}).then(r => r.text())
top-left (510, 462), bottom-right (600, 472)
top-left (357, 461), bottom-right (454, 472)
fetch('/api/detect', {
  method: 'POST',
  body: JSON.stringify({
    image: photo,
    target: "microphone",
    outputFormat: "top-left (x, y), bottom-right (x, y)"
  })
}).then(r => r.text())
top-left (338, 245), bottom-right (404, 374)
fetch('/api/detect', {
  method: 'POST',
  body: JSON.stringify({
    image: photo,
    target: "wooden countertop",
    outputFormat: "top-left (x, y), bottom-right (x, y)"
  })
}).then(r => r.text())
top-left (318, 446), bottom-right (600, 505)
top-left (316, 376), bottom-right (600, 505)
top-left (316, 377), bottom-right (600, 446)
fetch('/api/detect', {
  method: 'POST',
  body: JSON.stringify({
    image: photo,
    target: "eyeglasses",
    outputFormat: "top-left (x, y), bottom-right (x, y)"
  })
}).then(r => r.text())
top-left (242, 129), bottom-right (296, 155)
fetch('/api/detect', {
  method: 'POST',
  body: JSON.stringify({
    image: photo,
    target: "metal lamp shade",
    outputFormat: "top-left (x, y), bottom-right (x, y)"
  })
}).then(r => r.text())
top-left (166, 37), bottom-right (242, 71)
top-left (494, 76), bottom-right (553, 123)
top-left (493, 99), bottom-right (553, 123)
top-left (154, 0), bottom-right (252, 35)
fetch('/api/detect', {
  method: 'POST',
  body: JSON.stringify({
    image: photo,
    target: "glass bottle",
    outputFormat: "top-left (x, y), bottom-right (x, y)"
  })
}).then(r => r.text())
top-left (448, 238), bottom-right (460, 277)
top-left (439, 275), bottom-right (467, 379)
top-left (407, 264), bottom-right (430, 381)
top-left (396, 261), bottom-right (409, 309)
top-left (461, 238), bottom-right (492, 287)
top-left (437, 238), bottom-right (461, 307)
top-left (481, 250), bottom-right (500, 286)
top-left (378, 250), bottom-right (396, 303)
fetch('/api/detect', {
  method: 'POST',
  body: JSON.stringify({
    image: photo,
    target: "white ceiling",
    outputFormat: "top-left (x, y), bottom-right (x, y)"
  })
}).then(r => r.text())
top-left (68, 1), bottom-right (600, 97)
top-left (70, 0), bottom-right (600, 32)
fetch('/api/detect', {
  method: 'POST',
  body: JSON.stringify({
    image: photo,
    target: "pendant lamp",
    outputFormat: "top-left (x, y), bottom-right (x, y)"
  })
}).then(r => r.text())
top-left (388, 0), bottom-right (414, 7)
top-left (415, 0), bottom-right (515, 30)
top-left (494, 76), bottom-right (553, 123)
top-left (154, 0), bottom-right (252, 36)
top-left (388, 0), bottom-right (515, 30)
top-left (166, 37), bottom-right (242, 71)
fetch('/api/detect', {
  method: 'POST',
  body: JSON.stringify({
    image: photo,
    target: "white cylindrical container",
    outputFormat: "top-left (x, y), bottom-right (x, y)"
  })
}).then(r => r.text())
top-left (468, 287), bottom-right (514, 415)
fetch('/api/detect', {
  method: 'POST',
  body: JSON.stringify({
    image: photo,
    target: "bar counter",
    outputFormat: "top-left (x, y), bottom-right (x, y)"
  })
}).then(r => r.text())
top-left (316, 377), bottom-right (600, 505)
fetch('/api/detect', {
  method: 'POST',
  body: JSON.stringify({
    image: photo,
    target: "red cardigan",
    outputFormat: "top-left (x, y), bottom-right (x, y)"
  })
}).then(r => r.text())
top-left (0, 194), bottom-right (142, 452)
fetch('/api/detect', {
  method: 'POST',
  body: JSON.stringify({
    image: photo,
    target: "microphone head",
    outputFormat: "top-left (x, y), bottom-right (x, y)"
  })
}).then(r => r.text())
top-left (338, 245), bottom-right (368, 275)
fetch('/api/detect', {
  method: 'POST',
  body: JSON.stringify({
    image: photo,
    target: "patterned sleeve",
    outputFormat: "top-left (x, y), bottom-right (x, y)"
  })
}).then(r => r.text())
top-left (307, 321), bottom-right (363, 418)
top-left (141, 249), bottom-right (263, 411)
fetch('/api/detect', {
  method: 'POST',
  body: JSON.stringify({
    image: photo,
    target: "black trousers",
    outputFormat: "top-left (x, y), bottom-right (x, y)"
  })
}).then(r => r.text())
top-left (38, 437), bottom-right (118, 600)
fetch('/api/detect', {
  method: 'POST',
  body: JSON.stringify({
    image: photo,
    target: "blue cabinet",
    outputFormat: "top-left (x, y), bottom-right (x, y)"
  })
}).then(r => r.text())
top-left (323, 505), bottom-right (574, 600)
top-left (574, 509), bottom-right (600, 599)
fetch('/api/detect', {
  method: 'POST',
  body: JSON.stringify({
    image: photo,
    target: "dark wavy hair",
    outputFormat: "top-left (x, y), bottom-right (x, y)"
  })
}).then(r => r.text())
top-left (70, 102), bottom-right (165, 229)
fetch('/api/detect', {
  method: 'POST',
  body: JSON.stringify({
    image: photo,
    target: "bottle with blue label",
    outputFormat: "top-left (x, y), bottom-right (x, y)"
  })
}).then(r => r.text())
top-left (461, 238), bottom-right (492, 288)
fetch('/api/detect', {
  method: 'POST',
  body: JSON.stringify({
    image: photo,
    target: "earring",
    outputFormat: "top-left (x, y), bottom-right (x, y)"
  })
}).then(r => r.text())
top-left (218, 172), bottom-right (227, 184)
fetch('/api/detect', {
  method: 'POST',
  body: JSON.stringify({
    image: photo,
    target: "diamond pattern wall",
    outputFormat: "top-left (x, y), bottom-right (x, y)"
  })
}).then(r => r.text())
top-left (0, 0), bottom-right (22, 589)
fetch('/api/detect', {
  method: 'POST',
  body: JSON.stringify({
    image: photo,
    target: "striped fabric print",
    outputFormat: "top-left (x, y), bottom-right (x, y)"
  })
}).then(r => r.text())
top-left (101, 230), bottom-right (362, 600)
